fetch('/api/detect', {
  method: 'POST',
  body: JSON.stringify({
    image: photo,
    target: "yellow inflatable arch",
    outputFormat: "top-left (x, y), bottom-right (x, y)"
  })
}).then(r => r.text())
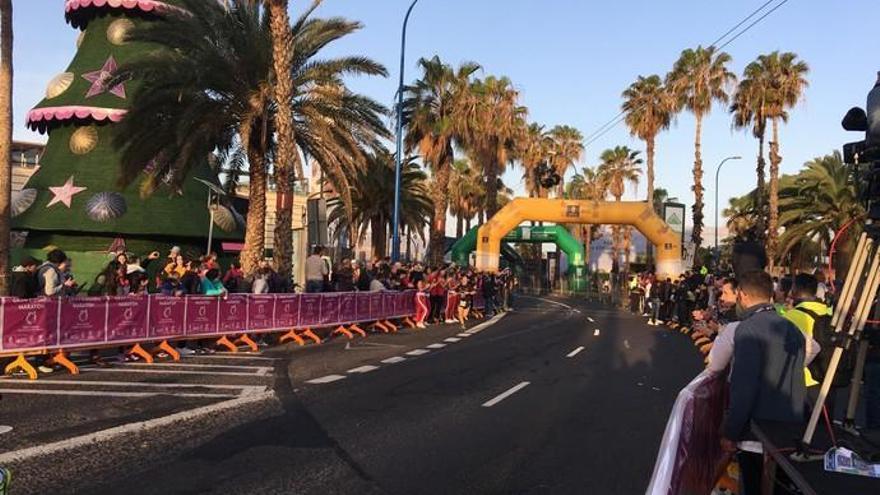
top-left (475, 198), bottom-right (683, 279)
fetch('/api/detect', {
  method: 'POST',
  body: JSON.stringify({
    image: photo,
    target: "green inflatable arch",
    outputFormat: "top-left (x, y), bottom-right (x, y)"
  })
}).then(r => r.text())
top-left (449, 225), bottom-right (586, 291)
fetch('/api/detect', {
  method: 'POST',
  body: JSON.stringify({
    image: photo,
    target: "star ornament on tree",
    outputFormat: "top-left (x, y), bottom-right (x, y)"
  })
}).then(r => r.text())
top-left (82, 56), bottom-right (126, 99)
top-left (47, 176), bottom-right (87, 208)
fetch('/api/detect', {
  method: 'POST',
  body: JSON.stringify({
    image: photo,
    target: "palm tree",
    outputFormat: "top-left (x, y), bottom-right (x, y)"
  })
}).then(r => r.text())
top-left (116, 0), bottom-right (388, 275)
top-left (621, 75), bottom-right (674, 202)
top-left (448, 159), bottom-right (484, 237)
top-left (328, 150), bottom-right (431, 259)
top-left (667, 46), bottom-right (736, 252)
top-left (468, 75), bottom-right (526, 218)
top-left (518, 122), bottom-right (552, 198)
top-left (547, 125), bottom-right (585, 198)
top-left (651, 187), bottom-right (678, 215)
top-left (567, 166), bottom-right (607, 267)
top-left (730, 60), bottom-right (771, 235)
top-left (265, 0), bottom-right (296, 278)
top-left (598, 146), bottom-right (642, 270)
top-left (402, 56), bottom-right (480, 264)
top-left (762, 52), bottom-right (810, 268)
top-left (0, 0), bottom-right (11, 295)
top-left (777, 151), bottom-right (862, 277)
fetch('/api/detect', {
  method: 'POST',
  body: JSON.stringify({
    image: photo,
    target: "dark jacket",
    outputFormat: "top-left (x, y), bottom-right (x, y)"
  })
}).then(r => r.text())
top-left (723, 303), bottom-right (806, 440)
top-left (11, 270), bottom-right (39, 299)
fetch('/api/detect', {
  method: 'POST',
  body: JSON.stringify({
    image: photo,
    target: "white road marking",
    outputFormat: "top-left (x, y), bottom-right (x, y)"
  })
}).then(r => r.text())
top-left (593, 329), bottom-right (601, 337)
top-left (186, 354), bottom-right (279, 362)
top-left (587, 317), bottom-right (595, 322)
top-left (0, 425), bottom-right (12, 435)
top-left (0, 391), bottom-right (275, 465)
top-left (305, 374), bottom-right (346, 384)
top-left (624, 340), bottom-right (631, 349)
top-left (83, 368), bottom-right (268, 378)
top-left (444, 337), bottom-right (461, 343)
top-left (566, 346), bottom-right (585, 358)
top-left (519, 296), bottom-right (573, 310)
top-left (456, 333), bottom-right (472, 338)
top-left (1, 379), bottom-right (265, 393)
top-left (347, 365), bottom-right (379, 374)
top-left (426, 343), bottom-right (447, 349)
top-left (381, 356), bottom-right (406, 364)
top-left (119, 362), bottom-right (272, 372)
top-left (465, 313), bottom-right (507, 334)
top-left (0, 388), bottom-right (237, 399)
top-left (652, 386), bottom-right (661, 391)
top-left (405, 349), bottom-right (430, 356)
top-left (482, 381), bottom-right (530, 408)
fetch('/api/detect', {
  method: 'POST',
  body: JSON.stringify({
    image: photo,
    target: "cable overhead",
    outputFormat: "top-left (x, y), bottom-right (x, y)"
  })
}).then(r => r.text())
top-left (581, 0), bottom-right (793, 149)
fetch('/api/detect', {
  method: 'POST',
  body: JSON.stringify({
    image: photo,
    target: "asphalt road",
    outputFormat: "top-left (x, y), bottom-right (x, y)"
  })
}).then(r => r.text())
top-left (68, 296), bottom-right (704, 495)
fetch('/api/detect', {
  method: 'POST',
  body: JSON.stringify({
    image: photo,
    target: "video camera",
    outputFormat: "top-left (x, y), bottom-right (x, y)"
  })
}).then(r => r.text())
top-left (841, 72), bottom-right (880, 220)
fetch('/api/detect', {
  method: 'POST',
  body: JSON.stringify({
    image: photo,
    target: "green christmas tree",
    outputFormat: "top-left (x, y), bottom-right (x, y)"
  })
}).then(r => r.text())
top-left (13, 1), bottom-right (242, 260)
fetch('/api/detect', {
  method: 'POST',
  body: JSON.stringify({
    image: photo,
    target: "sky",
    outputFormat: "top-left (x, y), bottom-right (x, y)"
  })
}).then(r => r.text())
top-left (10, 0), bottom-right (880, 233)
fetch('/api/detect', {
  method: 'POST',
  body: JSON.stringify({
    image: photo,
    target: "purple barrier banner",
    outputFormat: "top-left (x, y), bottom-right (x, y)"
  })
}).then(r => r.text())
top-left (2, 298), bottom-right (59, 351)
top-left (274, 294), bottom-right (300, 329)
top-left (149, 296), bottom-right (186, 339)
top-left (355, 292), bottom-right (371, 321)
top-left (338, 293), bottom-right (356, 324)
top-left (59, 298), bottom-right (106, 346)
top-left (247, 295), bottom-right (275, 331)
top-left (218, 295), bottom-right (248, 334)
top-left (299, 294), bottom-right (321, 327)
top-left (107, 295), bottom-right (148, 342)
top-left (369, 293), bottom-right (383, 320)
top-left (398, 291), bottom-right (415, 316)
top-left (185, 297), bottom-right (219, 335)
top-left (320, 294), bottom-right (341, 326)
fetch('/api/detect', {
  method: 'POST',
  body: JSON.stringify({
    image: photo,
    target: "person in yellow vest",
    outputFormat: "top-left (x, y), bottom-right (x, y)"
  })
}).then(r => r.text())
top-left (785, 273), bottom-right (833, 392)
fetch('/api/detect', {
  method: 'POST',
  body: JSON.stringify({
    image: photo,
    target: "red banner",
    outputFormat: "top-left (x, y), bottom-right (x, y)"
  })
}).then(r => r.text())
top-left (299, 294), bottom-right (321, 327)
top-left (185, 296), bottom-right (219, 335)
top-left (149, 296), bottom-right (185, 339)
top-left (218, 295), bottom-right (248, 334)
top-left (59, 298), bottom-right (106, 346)
top-left (2, 297), bottom-right (59, 351)
top-left (274, 294), bottom-right (300, 329)
top-left (107, 295), bottom-right (148, 342)
top-left (247, 294), bottom-right (275, 331)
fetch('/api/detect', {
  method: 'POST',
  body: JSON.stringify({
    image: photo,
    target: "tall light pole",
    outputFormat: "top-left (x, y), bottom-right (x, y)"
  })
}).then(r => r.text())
top-left (714, 155), bottom-right (742, 265)
top-left (392, 0), bottom-right (420, 262)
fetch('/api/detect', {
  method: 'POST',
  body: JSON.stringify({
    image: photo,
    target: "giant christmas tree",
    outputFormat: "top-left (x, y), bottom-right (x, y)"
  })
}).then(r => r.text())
top-left (13, 0), bottom-right (242, 261)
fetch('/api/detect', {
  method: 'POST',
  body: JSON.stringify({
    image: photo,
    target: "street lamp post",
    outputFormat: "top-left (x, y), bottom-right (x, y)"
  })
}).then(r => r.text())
top-left (391, 0), bottom-right (421, 262)
top-left (714, 155), bottom-right (742, 265)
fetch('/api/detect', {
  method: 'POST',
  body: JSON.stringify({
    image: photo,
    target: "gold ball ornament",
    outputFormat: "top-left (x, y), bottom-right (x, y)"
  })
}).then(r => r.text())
top-left (45, 72), bottom-right (74, 99)
top-left (70, 126), bottom-right (99, 155)
top-left (107, 19), bottom-right (134, 46)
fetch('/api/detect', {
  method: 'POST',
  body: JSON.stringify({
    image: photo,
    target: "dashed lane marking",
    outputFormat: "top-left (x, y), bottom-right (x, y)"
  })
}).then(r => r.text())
top-left (587, 317), bottom-right (595, 322)
top-left (82, 368), bottom-right (269, 378)
top-left (405, 349), bottom-right (430, 356)
top-left (566, 346), bottom-right (585, 358)
top-left (118, 362), bottom-right (273, 372)
top-left (444, 337), bottom-right (461, 343)
top-left (305, 374), bottom-right (347, 384)
top-left (624, 340), bottom-right (631, 349)
top-left (482, 381), bottom-right (531, 408)
top-left (594, 329), bottom-right (601, 337)
top-left (0, 379), bottom-right (266, 393)
top-left (347, 365), bottom-right (379, 374)
top-left (426, 343), bottom-right (447, 349)
top-left (381, 356), bottom-right (407, 364)
top-left (456, 333), bottom-right (472, 338)
top-left (184, 354), bottom-right (279, 361)
top-left (0, 388), bottom-right (238, 399)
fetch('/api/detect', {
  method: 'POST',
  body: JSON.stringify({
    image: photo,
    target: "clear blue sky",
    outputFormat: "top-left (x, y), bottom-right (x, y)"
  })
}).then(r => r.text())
top-left (11, 1), bottom-right (880, 231)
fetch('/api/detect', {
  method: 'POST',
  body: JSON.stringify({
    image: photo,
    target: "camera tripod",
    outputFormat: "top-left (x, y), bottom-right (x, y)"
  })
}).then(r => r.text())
top-left (797, 229), bottom-right (880, 457)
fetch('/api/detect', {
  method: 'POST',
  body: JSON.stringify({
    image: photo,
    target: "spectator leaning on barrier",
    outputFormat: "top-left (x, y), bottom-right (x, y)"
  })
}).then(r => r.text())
top-left (721, 270), bottom-right (806, 495)
top-left (11, 256), bottom-right (40, 299)
top-left (201, 268), bottom-right (227, 297)
top-left (37, 249), bottom-right (73, 297)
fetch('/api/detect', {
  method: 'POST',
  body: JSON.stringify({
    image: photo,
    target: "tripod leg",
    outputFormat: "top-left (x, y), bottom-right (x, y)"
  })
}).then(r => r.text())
top-left (844, 339), bottom-right (870, 429)
top-left (831, 233), bottom-right (870, 329)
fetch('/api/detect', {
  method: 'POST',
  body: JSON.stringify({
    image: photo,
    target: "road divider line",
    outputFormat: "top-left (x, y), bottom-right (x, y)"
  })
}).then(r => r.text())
top-left (465, 313), bottom-right (506, 334)
top-left (444, 337), bottom-right (461, 343)
top-left (594, 329), bottom-right (601, 337)
top-left (405, 349), bottom-right (430, 356)
top-left (426, 343), bottom-right (446, 349)
top-left (0, 388), bottom-right (237, 399)
top-left (82, 368), bottom-right (268, 378)
top-left (381, 356), bottom-right (406, 364)
top-left (118, 362), bottom-right (272, 372)
top-left (587, 317), bottom-right (595, 322)
top-left (347, 365), bottom-right (379, 374)
top-left (482, 381), bottom-right (530, 408)
top-left (0, 379), bottom-right (263, 392)
top-left (184, 354), bottom-right (279, 361)
top-left (0, 391), bottom-right (275, 465)
top-left (305, 374), bottom-right (346, 384)
top-left (566, 346), bottom-right (585, 358)
top-left (456, 333), bottom-right (472, 338)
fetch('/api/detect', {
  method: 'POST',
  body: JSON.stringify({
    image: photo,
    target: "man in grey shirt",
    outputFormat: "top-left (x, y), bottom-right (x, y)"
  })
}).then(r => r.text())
top-left (37, 249), bottom-right (74, 297)
top-left (305, 246), bottom-right (328, 293)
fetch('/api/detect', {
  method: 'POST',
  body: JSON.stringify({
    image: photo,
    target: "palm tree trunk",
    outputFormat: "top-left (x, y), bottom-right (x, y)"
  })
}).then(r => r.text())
top-left (768, 119), bottom-right (781, 271)
top-left (691, 113), bottom-right (705, 255)
top-left (755, 131), bottom-right (767, 235)
top-left (645, 135), bottom-right (655, 203)
top-left (405, 226), bottom-right (412, 261)
top-left (478, 209), bottom-right (485, 225)
top-left (239, 122), bottom-right (267, 277)
top-left (465, 216), bottom-right (472, 232)
top-left (485, 159), bottom-right (499, 218)
top-left (267, 0), bottom-right (295, 281)
top-left (371, 217), bottom-right (386, 259)
top-left (0, 0), bottom-right (11, 296)
top-left (456, 213), bottom-right (463, 239)
top-left (429, 159), bottom-right (451, 265)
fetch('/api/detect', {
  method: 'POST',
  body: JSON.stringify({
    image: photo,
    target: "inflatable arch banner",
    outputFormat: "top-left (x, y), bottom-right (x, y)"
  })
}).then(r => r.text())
top-left (475, 198), bottom-right (683, 279)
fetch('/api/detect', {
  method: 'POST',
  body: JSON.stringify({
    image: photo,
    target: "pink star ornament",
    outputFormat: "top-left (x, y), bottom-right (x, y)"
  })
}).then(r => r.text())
top-left (82, 56), bottom-right (126, 99)
top-left (47, 176), bottom-right (88, 208)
